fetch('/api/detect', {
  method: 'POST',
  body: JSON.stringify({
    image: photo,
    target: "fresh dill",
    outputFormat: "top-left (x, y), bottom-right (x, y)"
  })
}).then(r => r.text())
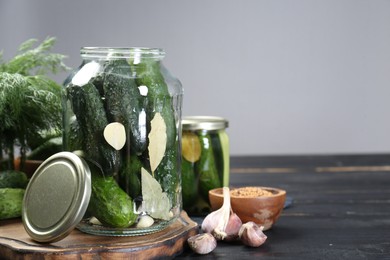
top-left (0, 37), bottom-right (68, 171)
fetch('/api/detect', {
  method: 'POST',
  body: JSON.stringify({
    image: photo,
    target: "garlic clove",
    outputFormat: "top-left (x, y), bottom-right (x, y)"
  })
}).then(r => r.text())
top-left (224, 212), bottom-right (243, 241)
top-left (89, 217), bottom-right (102, 225)
top-left (103, 122), bottom-right (126, 150)
top-left (136, 215), bottom-right (154, 228)
top-left (238, 221), bottom-right (267, 247)
top-left (187, 233), bottom-right (217, 255)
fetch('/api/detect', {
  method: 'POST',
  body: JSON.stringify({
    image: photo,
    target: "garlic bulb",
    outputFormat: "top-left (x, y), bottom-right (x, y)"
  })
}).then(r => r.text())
top-left (201, 187), bottom-right (231, 240)
top-left (187, 233), bottom-right (217, 254)
top-left (238, 221), bottom-right (267, 247)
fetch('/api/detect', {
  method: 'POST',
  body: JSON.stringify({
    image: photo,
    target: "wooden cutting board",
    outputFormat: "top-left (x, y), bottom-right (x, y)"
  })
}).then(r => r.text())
top-left (0, 211), bottom-right (198, 259)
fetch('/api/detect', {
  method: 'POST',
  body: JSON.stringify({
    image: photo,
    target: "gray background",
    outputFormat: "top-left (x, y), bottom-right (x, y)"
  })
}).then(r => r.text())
top-left (1, 0), bottom-right (389, 156)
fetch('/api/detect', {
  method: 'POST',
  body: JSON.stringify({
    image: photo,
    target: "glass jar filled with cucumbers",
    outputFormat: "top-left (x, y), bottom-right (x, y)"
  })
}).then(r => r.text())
top-left (181, 116), bottom-right (229, 215)
top-left (62, 47), bottom-right (183, 236)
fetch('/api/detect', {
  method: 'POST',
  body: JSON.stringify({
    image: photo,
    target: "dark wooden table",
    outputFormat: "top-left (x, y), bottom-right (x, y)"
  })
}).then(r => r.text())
top-left (178, 154), bottom-right (390, 259)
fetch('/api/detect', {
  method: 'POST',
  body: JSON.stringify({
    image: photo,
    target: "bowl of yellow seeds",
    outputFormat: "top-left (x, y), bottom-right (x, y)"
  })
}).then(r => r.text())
top-left (209, 186), bottom-right (286, 230)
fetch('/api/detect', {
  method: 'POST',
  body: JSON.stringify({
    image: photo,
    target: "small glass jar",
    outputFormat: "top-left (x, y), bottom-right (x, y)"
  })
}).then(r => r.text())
top-left (61, 47), bottom-right (183, 236)
top-left (181, 116), bottom-right (229, 215)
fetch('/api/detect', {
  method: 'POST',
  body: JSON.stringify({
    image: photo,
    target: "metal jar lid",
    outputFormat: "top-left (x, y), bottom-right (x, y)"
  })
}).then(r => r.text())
top-left (22, 152), bottom-right (91, 243)
top-left (182, 116), bottom-right (229, 131)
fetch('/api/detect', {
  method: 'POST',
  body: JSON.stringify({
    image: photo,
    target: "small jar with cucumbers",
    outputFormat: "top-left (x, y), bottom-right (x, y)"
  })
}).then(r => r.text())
top-left (181, 116), bottom-right (229, 215)
top-left (22, 47), bottom-right (183, 240)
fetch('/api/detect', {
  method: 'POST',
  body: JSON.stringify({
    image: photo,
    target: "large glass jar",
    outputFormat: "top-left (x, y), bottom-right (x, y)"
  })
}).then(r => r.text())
top-left (62, 47), bottom-right (183, 236)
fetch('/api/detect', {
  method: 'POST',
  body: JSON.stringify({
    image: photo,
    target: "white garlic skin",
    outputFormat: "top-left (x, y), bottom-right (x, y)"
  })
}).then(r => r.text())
top-left (187, 233), bottom-right (217, 255)
top-left (238, 221), bottom-right (267, 247)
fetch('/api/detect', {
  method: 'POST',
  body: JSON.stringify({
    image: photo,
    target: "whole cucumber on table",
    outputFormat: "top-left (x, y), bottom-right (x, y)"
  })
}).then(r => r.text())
top-left (88, 169), bottom-right (138, 228)
top-left (103, 59), bottom-right (148, 154)
top-left (0, 188), bottom-right (25, 220)
top-left (196, 132), bottom-right (221, 201)
top-left (0, 171), bottom-right (28, 189)
top-left (66, 82), bottom-right (120, 175)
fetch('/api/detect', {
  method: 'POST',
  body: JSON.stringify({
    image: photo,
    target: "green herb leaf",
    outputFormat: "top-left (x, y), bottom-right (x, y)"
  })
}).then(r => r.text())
top-left (0, 37), bottom-right (68, 171)
top-left (0, 37), bottom-right (69, 76)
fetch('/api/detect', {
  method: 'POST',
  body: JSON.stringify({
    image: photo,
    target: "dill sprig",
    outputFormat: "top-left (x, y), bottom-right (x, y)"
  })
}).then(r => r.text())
top-left (0, 37), bottom-right (68, 76)
top-left (0, 37), bottom-right (68, 171)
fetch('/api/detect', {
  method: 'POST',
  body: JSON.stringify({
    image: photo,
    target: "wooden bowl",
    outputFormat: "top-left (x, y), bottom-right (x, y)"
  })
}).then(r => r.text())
top-left (209, 186), bottom-right (286, 230)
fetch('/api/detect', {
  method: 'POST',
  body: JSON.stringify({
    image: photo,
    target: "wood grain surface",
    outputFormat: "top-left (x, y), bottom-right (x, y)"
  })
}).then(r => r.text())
top-left (0, 211), bottom-right (198, 259)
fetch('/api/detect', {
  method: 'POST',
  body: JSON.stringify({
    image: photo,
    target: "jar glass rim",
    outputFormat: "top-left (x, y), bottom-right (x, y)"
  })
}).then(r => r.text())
top-left (80, 47), bottom-right (165, 59)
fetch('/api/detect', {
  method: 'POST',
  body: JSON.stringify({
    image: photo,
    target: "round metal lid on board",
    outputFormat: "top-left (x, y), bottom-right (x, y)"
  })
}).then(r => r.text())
top-left (182, 116), bottom-right (229, 131)
top-left (22, 152), bottom-right (91, 243)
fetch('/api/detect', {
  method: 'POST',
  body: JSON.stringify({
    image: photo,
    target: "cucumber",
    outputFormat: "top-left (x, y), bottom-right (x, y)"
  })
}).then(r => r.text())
top-left (27, 136), bottom-right (63, 160)
top-left (181, 158), bottom-right (198, 209)
top-left (88, 169), bottom-right (138, 228)
top-left (119, 154), bottom-right (142, 199)
top-left (0, 171), bottom-right (28, 189)
top-left (210, 131), bottom-right (230, 186)
top-left (154, 145), bottom-right (180, 205)
top-left (196, 132), bottom-right (221, 201)
top-left (186, 196), bottom-right (211, 215)
top-left (0, 188), bottom-right (25, 220)
top-left (218, 130), bottom-right (230, 187)
top-left (66, 119), bottom-right (84, 152)
top-left (103, 59), bottom-right (148, 154)
top-left (132, 60), bottom-right (176, 149)
top-left (210, 132), bottom-right (224, 183)
top-left (66, 82), bottom-right (120, 175)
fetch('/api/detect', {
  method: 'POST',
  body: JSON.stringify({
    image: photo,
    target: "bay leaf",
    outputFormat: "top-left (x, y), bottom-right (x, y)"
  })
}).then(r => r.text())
top-left (141, 168), bottom-right (171, 220)
top-left (148, 112), bottom-right (167, 173)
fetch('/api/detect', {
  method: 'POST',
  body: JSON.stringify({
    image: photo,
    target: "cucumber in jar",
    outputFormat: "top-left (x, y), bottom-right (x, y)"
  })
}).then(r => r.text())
top-left (196, 132), bottom-right (221, 201)
top-left (131, 59), bottom-right (179, 204)
top-left (153, 144), bottom-right (180, 205)
top-left (131, 60), bottom-right (176, 149)
top-left (88, 169), bottom-right (138, 228)
top-left (210, 130), bottom-right (230, 187)
top-left (181, 158), bottom-right (198, 208)
top-left (66, 82), bottom-right (121, 175)
top-left (181, 131), bottom-right (201, 209)
top-left (103, 59), bottom-right (148, 155)
top-left (119, 154), bottom-right (142, 199)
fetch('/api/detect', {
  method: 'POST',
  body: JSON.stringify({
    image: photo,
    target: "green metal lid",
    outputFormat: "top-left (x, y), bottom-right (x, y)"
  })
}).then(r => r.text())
top-left (22, 152), bottom-right (91, 243)
top-left (182, 116), bottom-right (229, 131)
